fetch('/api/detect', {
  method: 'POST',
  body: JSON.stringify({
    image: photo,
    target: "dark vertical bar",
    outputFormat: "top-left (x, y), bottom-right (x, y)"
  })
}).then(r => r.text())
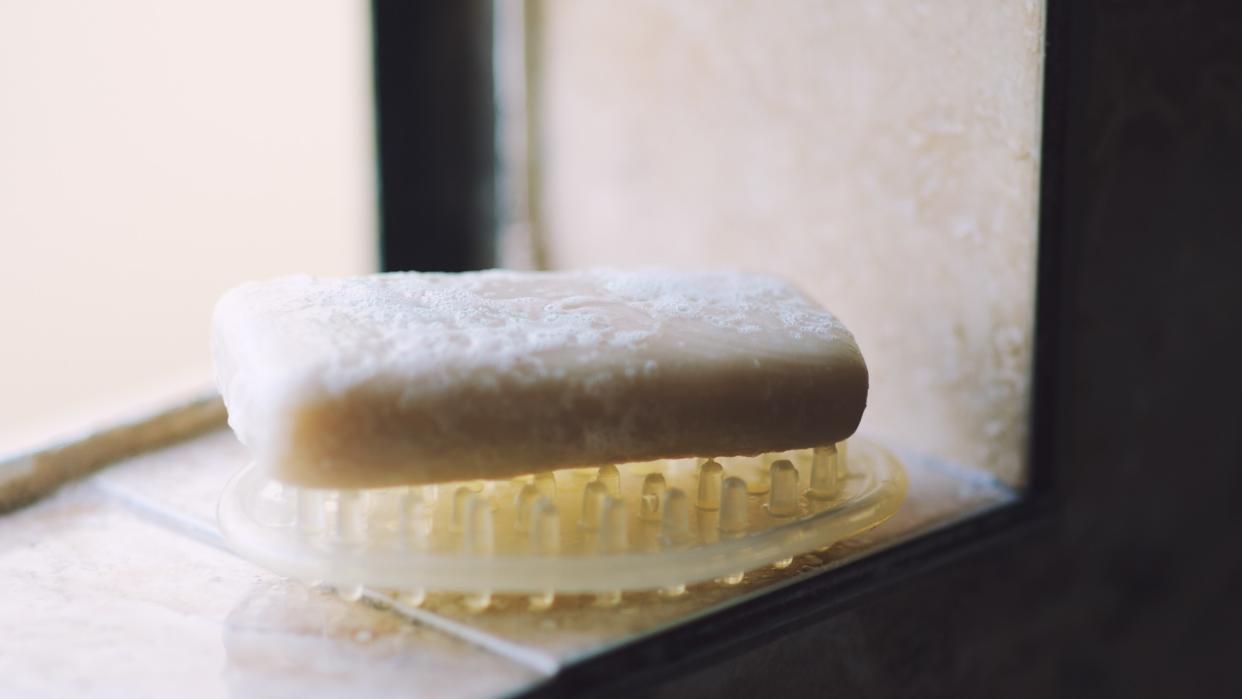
top-left (372, 1), bottom-right (495, 272)
top-left (1027, 0), bottom-right (1082, 497)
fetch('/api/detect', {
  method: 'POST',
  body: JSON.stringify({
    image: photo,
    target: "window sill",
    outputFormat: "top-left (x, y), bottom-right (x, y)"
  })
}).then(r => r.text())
top-left (0, 395), bottom-right (1023, 696)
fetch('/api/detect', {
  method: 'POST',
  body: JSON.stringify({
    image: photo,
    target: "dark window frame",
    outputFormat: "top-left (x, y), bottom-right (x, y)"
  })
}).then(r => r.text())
top-left (373, 1), bottom-right (496, 273)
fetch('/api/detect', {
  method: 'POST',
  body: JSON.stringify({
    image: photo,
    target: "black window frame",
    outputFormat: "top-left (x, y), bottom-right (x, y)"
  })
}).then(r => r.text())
top-left (372, 1), bottom-right (497, 274)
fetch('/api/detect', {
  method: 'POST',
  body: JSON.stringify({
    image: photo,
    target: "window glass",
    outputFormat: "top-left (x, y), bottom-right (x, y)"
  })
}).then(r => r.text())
top-left (0, 1), bottom-right (375, 453)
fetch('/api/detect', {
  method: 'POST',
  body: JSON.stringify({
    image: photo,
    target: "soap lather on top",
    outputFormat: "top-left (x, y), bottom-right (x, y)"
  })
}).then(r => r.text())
top-left (211, 268), bottom-right (868, 489)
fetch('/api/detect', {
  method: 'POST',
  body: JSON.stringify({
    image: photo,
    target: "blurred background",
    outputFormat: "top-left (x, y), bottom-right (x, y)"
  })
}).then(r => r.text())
top-left (516, 2), bottom-right (1043, 486)
top-left (0, 2), bottom-right (374, 452)
top-left (1, 1), bottom-right (1045, 492)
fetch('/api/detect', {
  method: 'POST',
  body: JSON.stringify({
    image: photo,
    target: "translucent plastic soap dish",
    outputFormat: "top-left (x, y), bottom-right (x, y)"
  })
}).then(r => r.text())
top-left (219, 437), bottom-right (907, 609)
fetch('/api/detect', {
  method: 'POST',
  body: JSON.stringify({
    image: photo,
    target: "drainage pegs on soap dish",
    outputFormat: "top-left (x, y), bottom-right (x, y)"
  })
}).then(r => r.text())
top-left (218, 437), bottom-right (907, 610)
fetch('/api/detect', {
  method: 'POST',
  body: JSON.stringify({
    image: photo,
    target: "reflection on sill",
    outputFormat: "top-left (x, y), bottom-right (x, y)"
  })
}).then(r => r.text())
top-left (0, 401), bottom-right (1016, 694)
top-left (92, 421), bottom-right (1015, 667)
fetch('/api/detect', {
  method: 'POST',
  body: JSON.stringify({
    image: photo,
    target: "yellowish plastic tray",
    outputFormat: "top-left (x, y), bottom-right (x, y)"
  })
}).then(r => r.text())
top-left (219, 437), bottom-right (906, 608)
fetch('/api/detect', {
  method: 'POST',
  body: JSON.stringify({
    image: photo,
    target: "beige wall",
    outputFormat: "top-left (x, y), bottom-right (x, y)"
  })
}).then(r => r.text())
top-left (527, 0), bottom-right (1044, 484)
top-left (0, 2), bottom-right (375, 453)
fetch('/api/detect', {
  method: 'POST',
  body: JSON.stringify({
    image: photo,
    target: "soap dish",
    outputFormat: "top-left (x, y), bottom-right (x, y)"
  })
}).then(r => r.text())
top-left (218, 437), bottom-right (906, 609)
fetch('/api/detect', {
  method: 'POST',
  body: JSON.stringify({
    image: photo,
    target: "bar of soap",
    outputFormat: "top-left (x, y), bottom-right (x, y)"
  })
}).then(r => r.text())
top-left (212, 269), bottom-right (868, 488)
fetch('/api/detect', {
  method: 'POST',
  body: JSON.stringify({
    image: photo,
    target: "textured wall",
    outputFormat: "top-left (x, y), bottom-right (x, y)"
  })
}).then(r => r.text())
top-left (527, 1), bottom-right (1045, 484)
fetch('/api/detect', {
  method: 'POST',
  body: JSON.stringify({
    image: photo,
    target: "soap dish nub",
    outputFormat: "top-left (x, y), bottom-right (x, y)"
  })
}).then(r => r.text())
top-left (218, 437), bottom-right (906, 609)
